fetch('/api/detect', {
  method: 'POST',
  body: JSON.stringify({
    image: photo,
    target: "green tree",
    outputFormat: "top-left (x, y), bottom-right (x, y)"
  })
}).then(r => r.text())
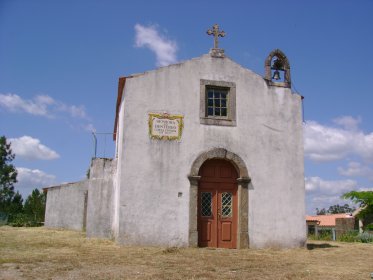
top-left (7, 191), bottom-right (25, 226)
top-left (8, 191), bottom-right (23, 214)
top-left (0, 136), bottom-right (18, 215)
top-left (342, 191), bottom-right (373, 220)
top-left (24, 188), bottom-right (46, 225)
top-left (328, 204), bottom-right (355, 214)
top-left (316, 204), bottom-right (355, 215)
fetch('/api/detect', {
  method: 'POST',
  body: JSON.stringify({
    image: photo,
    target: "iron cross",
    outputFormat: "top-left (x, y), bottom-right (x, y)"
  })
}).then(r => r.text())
top-left (207, 24), bottom-right (226, 49)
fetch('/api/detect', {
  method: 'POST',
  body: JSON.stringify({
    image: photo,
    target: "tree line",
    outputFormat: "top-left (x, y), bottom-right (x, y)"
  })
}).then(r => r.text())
top-left (314, 193), bottom-right (373, 231)
top-left (0, 136), bottom-right (46, 226)
top-left (316, 204), bottom-right (356, 215)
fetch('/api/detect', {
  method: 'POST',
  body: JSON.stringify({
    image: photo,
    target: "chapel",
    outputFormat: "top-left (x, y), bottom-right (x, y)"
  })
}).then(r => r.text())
top-left (44, 25), bottom-right (306, 249)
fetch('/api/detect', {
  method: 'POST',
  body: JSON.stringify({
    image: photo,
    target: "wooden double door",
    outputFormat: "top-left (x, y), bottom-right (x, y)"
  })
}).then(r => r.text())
top-left (198, 159), bottom-right (238, 249)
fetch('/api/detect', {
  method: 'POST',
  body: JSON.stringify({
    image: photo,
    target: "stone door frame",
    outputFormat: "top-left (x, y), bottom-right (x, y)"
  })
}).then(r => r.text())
top-left (188, 148), bottom-right (251, 249)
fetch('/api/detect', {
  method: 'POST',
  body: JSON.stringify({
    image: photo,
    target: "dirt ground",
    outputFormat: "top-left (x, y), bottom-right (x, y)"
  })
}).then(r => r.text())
top-left (0, 226), bottom-right (372, 280)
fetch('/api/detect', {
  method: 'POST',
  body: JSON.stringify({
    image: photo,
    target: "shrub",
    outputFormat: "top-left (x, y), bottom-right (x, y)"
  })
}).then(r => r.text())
top-left (338, 230), bottom-right (359, 242)
top-left (307, 234), bottom-right (317, 240)
top-left (318, 231), bottom-right (333, 241)
top-left (9, 213), bottom-right (43, 227)
top-left (356, 232), bottom-right (373, 243)
top-left (365, 223), bottom-right (373, 231)
top-left (308, 231), bottom-right (333, 241)
top-left (10, 213), bottom-right (29, 227)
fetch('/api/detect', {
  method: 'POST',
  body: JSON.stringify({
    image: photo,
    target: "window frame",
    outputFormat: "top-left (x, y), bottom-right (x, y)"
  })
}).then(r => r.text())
top-left (200, 79), bottom-right (236, 126)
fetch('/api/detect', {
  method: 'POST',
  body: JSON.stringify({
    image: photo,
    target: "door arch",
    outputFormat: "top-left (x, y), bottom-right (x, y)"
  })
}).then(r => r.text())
top-left (198, 159), bottom-right (238, 248)
top-left (188, 148), bottom-right (251, 249)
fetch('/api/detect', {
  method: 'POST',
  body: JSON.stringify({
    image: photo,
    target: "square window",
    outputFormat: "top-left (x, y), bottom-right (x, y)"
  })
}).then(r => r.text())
top-left (200, 80), bottom-right (236, 126)
top-left (207, 87), bottom-right (228, 117)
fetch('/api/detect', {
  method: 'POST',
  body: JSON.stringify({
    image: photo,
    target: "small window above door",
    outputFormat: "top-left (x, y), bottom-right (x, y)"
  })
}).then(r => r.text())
top-left (200, 79), bottom-right (236, 126)
top-left (206, 87), bottom-right (228, 118)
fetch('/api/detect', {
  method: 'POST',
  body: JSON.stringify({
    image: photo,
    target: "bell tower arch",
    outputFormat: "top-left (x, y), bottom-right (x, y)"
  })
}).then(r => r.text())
top-left (264, 49), bottom-right (291, 88)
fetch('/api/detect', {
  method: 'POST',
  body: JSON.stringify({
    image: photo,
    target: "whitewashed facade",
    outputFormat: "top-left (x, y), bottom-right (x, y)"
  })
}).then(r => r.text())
top-left (45, 49), bottom-right (306, 249)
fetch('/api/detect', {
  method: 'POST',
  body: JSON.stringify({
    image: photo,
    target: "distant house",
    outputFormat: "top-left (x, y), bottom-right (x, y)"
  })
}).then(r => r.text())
top-left (306, 214), bottom-right (355, 240)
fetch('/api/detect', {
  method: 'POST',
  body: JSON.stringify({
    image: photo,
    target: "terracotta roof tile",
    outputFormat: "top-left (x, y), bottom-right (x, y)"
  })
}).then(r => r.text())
top-left (306, 214), bottom-right (353, 227)
top-left (113, 77), bottom-right (127, 141)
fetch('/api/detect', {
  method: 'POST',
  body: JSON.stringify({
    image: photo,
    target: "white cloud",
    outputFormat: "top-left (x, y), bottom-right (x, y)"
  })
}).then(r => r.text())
top-left (307, 194), bottom-right (352, 215)
top-left (305, 176), bottom-right (359, 214)
top-left (305, 176), bottom-right (357, 194)
top-left (304, 117), bottom-right (373, 162)
top-left (9, 136), bottom-right (59, 160)
top-left (69, 105), bottom-right (87, 118)
top-left (84, 123), bottom-right (96, 132)
top-left (304, 116), bottom-right (373, 214)
top-left (15, 167), bottom-right (56, 198)
top-left (134, 24), bottom-right (178, 67)
top-left (0, 93), bottom-right (53, 116)
top-left (56, 102), bottom-right (88, 119)
top-left (333, 116), bottom-right (361, 131)
top-left (338, 161), bottom-right (373, 181)
top-left (0, 93), bottom-right (88, 119)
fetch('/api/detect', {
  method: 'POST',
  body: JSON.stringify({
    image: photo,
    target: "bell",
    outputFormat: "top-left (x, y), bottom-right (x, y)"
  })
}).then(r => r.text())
top-left (272, 70), bottom-right (281, 80)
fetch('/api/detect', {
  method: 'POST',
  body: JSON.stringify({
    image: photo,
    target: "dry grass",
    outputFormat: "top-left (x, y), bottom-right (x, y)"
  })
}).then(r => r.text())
top-left (0, 226), bottom-right (373, 279)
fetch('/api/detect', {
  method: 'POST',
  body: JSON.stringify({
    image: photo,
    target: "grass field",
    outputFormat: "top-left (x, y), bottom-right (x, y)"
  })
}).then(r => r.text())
top-left (1, 226), bottom-right (373, 279)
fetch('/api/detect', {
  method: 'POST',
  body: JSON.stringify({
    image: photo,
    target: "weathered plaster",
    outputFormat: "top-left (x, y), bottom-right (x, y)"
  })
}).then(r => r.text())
top-left (86, 158), bottom-right (116, 238)
top-left (44, 181), bottom-right (88, 231)
top-left (45, 52), bottom-right (306, 249)
top-left (45, 158), bottom-right (116, 238)
top-left (115, 53), bottom-right (306, 248)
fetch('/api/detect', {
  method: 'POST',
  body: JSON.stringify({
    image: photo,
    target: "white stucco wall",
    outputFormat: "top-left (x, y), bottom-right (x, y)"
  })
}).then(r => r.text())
top-left (45, 158), bottom-right (116, 237)
top-left (86, 158), bottom-right (116, 239)
top-left (115, 53), bottom-right (306, 248)
top-left (44, 181), bottom-right (88, 231)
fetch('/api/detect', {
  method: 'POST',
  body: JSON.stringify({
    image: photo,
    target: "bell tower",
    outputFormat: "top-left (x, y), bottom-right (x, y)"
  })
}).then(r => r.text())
top-left (264, 49), bottom-right (291, 88)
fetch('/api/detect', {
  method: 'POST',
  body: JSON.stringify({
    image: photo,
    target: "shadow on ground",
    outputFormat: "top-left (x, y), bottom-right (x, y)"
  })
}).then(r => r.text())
top-left (306, 243), bottom-right (339, 250)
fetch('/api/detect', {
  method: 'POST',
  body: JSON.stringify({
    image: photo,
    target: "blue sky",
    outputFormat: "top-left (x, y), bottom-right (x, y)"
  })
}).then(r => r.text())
top-left (1, 0), bottom-right (372, 214)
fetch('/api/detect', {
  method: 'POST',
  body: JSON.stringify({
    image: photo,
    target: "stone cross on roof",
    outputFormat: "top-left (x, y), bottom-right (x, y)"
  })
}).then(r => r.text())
top-left (207, 24), bottom-right (226, 49)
